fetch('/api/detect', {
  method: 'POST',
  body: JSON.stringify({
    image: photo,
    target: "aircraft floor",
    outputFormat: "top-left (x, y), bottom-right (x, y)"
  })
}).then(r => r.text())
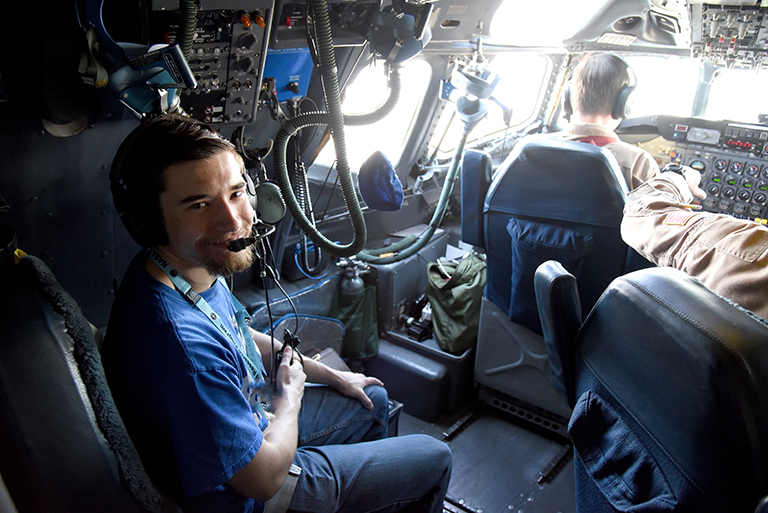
top-left (398, 402), bottom-right (576, 513)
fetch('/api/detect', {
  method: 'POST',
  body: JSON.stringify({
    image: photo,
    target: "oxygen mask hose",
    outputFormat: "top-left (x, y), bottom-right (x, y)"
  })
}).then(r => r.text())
top-left (273, 0), bottom-right (367, 257)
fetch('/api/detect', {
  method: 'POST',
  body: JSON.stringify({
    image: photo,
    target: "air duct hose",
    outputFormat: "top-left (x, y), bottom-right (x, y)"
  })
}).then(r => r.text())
top-left (273, 0), bottom-right (403, 257)
top-left (177, 0), bottom-right (197, 60)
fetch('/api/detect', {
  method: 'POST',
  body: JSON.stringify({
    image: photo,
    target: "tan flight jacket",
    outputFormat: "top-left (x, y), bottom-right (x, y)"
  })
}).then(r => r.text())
top-left (560, 123), bottom-right (660, 191)
top-left (621, 173), bottom-right (768, 320)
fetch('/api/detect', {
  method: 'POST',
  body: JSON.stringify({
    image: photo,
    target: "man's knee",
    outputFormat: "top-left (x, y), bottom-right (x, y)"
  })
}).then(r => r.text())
top-left (364, 384), bottom-right (389, 422)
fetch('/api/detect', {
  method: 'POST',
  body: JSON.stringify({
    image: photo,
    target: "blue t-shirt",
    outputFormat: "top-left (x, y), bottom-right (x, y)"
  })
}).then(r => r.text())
top-left (102, 249), bottom-right (269, 513)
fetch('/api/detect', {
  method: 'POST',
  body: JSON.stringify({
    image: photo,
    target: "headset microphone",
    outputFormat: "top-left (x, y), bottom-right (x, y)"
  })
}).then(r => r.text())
top-left (227, 221), bottom-right (276, 252)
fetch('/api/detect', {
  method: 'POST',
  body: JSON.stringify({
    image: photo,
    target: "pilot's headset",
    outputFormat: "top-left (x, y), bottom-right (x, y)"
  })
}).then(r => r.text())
top-left (110, 115), bottom-right (269, 248)
top-left (563, 53), bottom-right (637, 122)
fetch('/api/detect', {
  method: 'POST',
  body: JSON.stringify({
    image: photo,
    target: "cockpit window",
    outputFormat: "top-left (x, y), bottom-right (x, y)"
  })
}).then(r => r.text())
top-left (314, 60), bottom-right (432, 173)
top-left (705, 67), bottom-right (768, 124)
top-left (623, 55), bottom-right (701, 119)
top-left (428, 52), bottom-right (549, 160)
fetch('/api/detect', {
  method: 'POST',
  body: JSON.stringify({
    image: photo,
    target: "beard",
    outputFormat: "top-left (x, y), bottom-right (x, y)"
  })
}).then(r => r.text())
top-left (203, 245), bottom-right (256, 277)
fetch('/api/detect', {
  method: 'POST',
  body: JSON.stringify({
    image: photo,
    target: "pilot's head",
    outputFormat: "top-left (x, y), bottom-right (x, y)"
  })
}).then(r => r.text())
top-left (570, 53), bottom-right (635, 122)
top-left (109, 115), bottom-right (246, 249)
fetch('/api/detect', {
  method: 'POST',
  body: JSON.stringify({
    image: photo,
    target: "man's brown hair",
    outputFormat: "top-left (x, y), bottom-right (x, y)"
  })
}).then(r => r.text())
top-left (571, 53), bottom-right (631, 117)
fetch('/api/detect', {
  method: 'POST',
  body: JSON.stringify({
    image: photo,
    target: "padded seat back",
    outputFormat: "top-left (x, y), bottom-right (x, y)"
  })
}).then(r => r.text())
top-left (536, 261), bottom-right (768, 512)
top-left (0, 225), bottom-right (178, 513)
top-left (484, 137), bottom-right (639, 333)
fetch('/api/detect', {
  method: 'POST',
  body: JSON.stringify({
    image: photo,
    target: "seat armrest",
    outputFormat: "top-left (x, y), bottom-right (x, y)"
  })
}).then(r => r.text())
top-left (535, 260), bottom-right (582, 408)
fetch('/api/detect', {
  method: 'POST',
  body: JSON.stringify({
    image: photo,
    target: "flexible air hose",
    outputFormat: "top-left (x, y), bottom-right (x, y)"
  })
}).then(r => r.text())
top-left (272, 0), bottom-right (372, 257)
top-left (273, 0), bottom-right (451, 261)
top-left (177, 0), bottom-right (197, 60)
top-left (344, 64), bottom-right (402, 126)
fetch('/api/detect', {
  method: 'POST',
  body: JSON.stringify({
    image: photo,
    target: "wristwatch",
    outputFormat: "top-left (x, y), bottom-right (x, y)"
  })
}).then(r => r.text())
top-left (662, 163), bottom-right (686, 176)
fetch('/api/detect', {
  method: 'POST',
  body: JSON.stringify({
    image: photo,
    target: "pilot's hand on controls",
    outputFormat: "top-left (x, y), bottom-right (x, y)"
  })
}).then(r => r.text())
top-left (680, 166), bottom-right (707, 200)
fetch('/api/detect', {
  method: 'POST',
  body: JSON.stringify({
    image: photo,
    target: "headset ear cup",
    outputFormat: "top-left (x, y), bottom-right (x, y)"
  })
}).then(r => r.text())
top-left (563, 85), bottom-right (572, 122)
top-left (110, 116), bottom-right (170, 247)
top-left (255, 181), bottom-right (286, 224)
top-left (612, 83), bottom-right (636, 120)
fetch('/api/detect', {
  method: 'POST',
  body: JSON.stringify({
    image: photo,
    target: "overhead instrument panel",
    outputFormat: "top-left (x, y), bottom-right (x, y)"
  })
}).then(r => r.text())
top-left (149, 1), bottom-right (274, 124)
top-left (270, 0), bottom-right (381, 49)
top-left (652, 115), bottom-right (768, 220)
top-left (690, 2), bottom-right (768, 69)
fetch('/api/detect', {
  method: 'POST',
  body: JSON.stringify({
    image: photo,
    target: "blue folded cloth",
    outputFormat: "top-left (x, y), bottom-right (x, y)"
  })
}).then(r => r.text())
top-left (358, 151), bottom-right (403, 211)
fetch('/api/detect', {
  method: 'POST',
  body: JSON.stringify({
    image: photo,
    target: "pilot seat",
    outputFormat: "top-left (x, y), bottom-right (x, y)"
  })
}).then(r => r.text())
top-left (535, 260), bottom-right (768, 512)
top-left (0, 225), bottom-right (179, 513)
top-left (460, 137), bottom-right (650, 428)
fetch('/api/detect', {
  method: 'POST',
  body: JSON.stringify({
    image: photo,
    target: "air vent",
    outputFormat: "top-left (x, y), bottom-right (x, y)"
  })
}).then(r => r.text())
top-left (652, 11), bottom-right (679, 34)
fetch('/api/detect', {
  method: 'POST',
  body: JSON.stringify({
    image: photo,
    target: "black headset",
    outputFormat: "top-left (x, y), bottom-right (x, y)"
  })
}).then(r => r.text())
top-left (563, 54), bottom-right (637, 122)
top-left (110, 115), bottom-right (272, 248)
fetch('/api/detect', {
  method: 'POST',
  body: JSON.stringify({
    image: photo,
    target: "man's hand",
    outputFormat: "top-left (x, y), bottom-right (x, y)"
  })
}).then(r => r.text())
top-left (272, 346), bottom-right (306, 415)
top-left (681, 166), bottom-right (707, 200)
top-left (330, 371), bottom-right (384, 410)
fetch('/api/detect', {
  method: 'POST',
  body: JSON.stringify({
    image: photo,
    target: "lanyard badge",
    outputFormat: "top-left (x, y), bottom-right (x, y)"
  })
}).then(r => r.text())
top-left (150, 249), bottom-right (268, 420)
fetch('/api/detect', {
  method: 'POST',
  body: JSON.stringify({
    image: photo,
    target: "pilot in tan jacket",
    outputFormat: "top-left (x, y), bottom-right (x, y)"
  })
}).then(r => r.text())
top-left (560, 53), bottom-right (659, 191)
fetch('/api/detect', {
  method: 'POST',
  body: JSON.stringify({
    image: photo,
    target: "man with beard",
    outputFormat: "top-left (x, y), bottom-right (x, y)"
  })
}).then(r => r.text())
top-left (101, 116), bottom-right (452, 513)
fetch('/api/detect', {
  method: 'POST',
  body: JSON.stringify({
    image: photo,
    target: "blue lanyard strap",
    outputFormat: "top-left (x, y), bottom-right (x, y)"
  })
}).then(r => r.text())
top-left (149, 249), bottom-right (266, 389)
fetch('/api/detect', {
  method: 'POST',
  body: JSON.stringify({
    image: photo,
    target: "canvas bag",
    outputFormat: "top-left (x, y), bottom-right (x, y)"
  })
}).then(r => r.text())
top-left (426, 254), bottom-right (486, 354)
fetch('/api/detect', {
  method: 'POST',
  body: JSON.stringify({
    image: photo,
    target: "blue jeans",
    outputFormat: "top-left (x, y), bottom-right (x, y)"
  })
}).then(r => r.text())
top-left (288, 384), bottom-right (452, 513)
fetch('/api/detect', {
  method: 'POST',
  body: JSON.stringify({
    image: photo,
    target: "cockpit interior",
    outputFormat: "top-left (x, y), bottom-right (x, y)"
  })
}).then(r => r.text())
top-left (1, 0), bottom-right (768, 512)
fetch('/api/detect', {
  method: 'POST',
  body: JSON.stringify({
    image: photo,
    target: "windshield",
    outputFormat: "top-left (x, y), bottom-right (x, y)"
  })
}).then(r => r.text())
top-left (625, 54), bottom-right (768, 124)
top-left (623, 55), bottom-right (702, 119)
top-left (705, 67), bottom-right (768, 124)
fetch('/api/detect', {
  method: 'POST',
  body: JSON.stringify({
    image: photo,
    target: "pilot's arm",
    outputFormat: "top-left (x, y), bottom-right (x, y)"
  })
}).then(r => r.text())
top-left (621, 169), bottom-right (768, 319)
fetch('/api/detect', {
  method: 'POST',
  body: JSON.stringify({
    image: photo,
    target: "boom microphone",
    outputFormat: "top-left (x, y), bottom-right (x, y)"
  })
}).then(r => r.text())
top-left (227, 221), bottom-right (276, 252)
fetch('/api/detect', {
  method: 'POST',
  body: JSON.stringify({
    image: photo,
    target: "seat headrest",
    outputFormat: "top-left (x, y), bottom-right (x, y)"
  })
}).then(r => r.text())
top-left (486, 138), bottom-right (629, 226)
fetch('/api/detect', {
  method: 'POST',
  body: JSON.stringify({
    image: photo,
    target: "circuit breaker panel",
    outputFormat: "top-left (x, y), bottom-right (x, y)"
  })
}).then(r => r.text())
top-left (150, 1), bottom-right (274, 124)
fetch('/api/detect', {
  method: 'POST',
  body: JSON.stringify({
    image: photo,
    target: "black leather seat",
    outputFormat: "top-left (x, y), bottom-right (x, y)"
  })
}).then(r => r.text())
top-left (535, 260), bottom-right (768, 512)
top-left (461, 138), bottom-right (649, 421)
top-left (0, 225), bottom-right (178, 513)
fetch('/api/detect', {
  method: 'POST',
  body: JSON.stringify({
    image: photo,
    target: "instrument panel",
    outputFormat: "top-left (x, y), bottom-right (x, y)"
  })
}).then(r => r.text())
top-left (644, 115), bottom-right (768, 220)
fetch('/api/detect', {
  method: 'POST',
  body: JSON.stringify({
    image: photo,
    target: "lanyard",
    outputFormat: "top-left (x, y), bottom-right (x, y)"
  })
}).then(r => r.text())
top-left (149, 249), bottom-right (267, 401)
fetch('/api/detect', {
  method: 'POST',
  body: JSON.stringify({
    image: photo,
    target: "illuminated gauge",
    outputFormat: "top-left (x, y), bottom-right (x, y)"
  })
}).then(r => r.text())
top-left (730, 161), bottom-right (744, 174)
top-left (711, 173), bottom-right (724, 183)
top-left (763, 167), bottom-right (768, 179)
top-left (707, 184), bottom-right (720, 195)
top-left (749, 205), bottom-right (764, 217)
top-left (689, 159), bottom-right (706, 172)
top-left (738, 190), bottom-right (752, 202)
top-left (714, 159), bottom-right (729, 171)
top-left (742, 178), bottom-right (755, 188)
top-left (759, 181), bottom-right (768, 191)
top-left (722, 187), bottom-right (736, 198)
top-left (754, 193), bottom-right (767, 204)
top-left (725, 175), bottom-right (739, 186)
top-left (747, 164), bottom-right (760, 176)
